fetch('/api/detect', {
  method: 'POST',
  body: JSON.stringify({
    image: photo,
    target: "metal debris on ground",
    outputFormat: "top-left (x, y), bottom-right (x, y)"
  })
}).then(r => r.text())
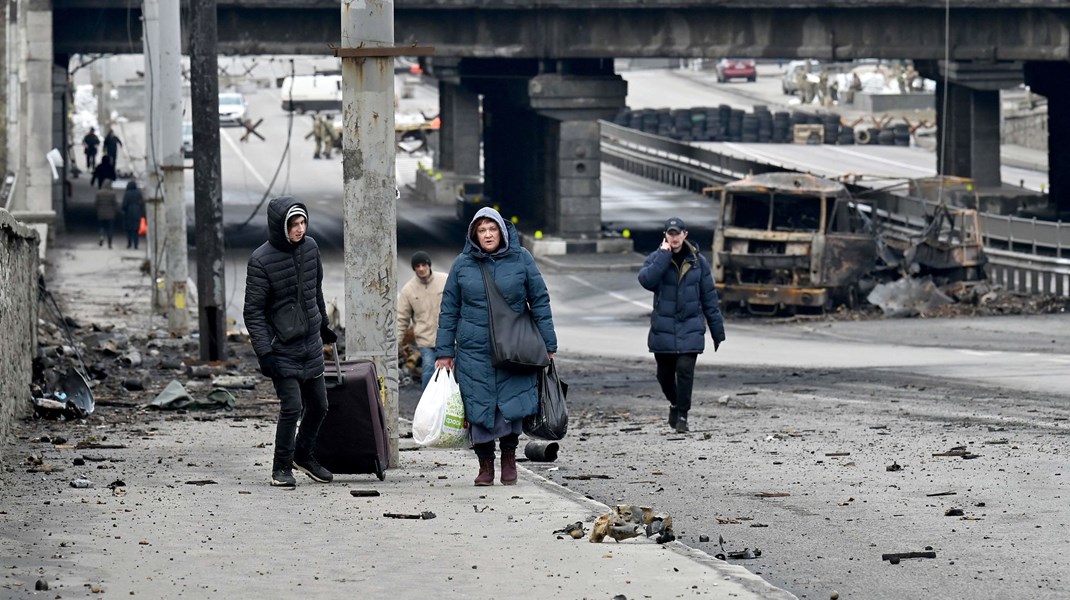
top-left (715, 535), bottom-right (762, 561)
top-left (383, 511), bottom-right (436, 520)
top-left (185, 480), bottom-right (218, 486)
top-left (350, 490), bottom-right (380, 497)
top-left (944, 508), bottom-right (965, 517)
top-left (882, 550), bottom-right (936, 564)
top-left (589, 504), bottom-right (675, 544)
top-left (553, 521), bottom-right (586, 539)
top-left (755, 491), bottom-right (790, 498)
top-left (886, 462), bottom-right (902, 472)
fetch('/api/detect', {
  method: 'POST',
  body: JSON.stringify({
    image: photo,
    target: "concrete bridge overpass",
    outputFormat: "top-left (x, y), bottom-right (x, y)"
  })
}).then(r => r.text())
top-left (7, 1), bottom-right (1070, 249)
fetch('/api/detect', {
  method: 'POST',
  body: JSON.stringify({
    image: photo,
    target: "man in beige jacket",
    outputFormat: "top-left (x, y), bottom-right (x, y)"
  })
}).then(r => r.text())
top-left (398, 251), bottom-right (447, 389)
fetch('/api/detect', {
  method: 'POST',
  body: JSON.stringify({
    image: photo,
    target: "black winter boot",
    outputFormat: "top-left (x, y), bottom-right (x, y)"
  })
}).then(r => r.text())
top-left (668, 405), bottom-right (679, 429)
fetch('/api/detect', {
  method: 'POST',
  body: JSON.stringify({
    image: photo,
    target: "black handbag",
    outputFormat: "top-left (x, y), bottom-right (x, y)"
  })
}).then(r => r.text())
top-left (524, 359), bottom-right (568, 440)
top-left (478, 261), bottom-right (549, 373)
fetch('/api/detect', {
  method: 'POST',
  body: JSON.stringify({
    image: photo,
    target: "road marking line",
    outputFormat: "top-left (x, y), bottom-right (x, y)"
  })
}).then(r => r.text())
top-left (220, 128), bottom-right (270, 190)
top-left (565, 275), bottom-right (651, 311)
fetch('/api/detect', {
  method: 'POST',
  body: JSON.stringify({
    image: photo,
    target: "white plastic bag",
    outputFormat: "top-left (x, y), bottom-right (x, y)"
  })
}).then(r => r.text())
top-left (412, 368), bottom-right (467, 448)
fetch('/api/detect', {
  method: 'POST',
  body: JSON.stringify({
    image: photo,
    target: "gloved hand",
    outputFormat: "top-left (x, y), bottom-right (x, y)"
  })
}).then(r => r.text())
top-left (320, 324), bottom-right (338, 344)
top-left (258, 352), bottom-right (278, 378)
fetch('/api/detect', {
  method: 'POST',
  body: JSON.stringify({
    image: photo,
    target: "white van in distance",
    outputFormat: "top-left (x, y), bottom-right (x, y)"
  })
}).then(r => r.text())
top-left (279, 74), bottom-right (343, 114)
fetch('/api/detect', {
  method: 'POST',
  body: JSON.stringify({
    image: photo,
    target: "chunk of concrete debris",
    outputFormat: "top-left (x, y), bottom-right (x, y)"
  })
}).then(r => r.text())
top-left (589, 504), bottom-right (674, 544)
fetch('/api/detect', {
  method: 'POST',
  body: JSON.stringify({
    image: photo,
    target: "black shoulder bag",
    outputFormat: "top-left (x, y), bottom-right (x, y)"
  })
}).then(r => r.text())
top-left (478, 261), bottom-right (549, 373)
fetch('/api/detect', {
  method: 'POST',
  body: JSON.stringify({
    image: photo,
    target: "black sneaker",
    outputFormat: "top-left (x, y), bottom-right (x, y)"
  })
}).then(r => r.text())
top-left (271, 468), bottom-right (296, 487)
top-left (668, 405), bottom-right (679, 428)
top-left (675, 415), bottom-right (690, 433)
top-left (294, 455), bottom-right (333, 483)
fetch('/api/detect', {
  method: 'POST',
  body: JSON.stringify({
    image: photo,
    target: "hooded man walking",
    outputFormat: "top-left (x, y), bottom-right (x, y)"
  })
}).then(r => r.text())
top-left (398, 251), bottom-right (447, 390)
top-left (244, 196), bottom-right (338, 487)
top-left (638, 217), bottom-right (726, 433)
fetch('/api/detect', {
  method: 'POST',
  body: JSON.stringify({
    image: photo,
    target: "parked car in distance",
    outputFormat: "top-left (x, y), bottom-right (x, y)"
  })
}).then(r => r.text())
top-left (182, 121), bottom-right (193, 158)
top-left (279, 75), bottom-right (342, 114)
top-left (218, 92), bottom-right (248, 126)
top-left (782, 59), bottom-right (821, 95)
top-left (716, 58), bottom-right (757, 83)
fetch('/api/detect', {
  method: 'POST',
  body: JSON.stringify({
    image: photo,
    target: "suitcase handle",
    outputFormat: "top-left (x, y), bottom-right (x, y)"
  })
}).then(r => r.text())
top-left (325, 343), bottom-right (345, 388)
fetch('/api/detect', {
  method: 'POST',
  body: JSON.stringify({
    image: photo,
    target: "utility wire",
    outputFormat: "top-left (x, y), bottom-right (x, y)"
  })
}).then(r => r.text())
top-left (937, 0), bottom-right (951, 209)
top-left (232, 59), bottom-right (298, 231)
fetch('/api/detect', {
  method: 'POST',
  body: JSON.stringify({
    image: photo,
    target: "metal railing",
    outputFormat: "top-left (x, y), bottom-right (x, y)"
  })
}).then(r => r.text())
top-left (600, 121), bottom-right (1070, 297)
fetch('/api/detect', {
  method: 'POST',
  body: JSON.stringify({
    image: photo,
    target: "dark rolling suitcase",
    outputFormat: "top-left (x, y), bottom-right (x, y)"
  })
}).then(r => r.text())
top-left (314, 350), bottom-right (390, 480)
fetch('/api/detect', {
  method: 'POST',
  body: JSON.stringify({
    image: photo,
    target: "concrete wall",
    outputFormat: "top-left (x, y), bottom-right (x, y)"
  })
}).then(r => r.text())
top-left (0, 209), bottom-right (40, 466)
top-left (1002, 105), bottom-right (1048, 152)
top-left (1, 7), bottom-right (7, 175)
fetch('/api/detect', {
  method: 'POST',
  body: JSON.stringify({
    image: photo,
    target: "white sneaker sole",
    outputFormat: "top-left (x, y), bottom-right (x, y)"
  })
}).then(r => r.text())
top-left (294, 464), bottom-right (332, 483)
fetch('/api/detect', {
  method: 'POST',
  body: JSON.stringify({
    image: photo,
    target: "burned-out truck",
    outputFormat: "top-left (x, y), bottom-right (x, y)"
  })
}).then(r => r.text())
top-left (712, 173), bottom-right (877, 314)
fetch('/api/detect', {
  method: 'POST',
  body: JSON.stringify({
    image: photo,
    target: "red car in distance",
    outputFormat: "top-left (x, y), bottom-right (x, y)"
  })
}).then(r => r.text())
top-left (716, 58), bottom-right (757, 83)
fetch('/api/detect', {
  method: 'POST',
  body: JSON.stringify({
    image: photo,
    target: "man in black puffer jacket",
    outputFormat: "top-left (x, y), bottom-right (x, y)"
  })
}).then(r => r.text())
top-left (244, 196), bottom-right (338, 487)
top-left (638, 217), bottom-right (726, 434)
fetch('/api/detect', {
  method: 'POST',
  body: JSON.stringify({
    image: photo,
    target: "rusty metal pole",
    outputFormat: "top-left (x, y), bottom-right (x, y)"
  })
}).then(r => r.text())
top-left (189, 0), bottom-right (227, 360)
top-left (158, 0), bottom-right (189, 335)
top-left (341, 0), bottom-right (399, 466)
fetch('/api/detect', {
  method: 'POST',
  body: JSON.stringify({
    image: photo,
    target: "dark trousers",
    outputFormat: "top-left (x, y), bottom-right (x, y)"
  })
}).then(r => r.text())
top-left (654, 353), bottom-right (698, 414)
top-left (271, 375), bottom-right (328, 466)
top-left (126, 227), bottom-right (139, 250)
top-left (473, 433), bottom-right (519, 460)
top-left (98, 219), bottom-right (114, 247)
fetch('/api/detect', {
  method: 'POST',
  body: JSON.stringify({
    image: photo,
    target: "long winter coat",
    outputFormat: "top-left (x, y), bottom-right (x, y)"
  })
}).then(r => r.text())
top-left (638, 240), bottom-right (726, 353)
top-left (434, 211), bottom-right (557, 430)
top-left (244, 196), bottom-right (328, 379)
top-left (121, 183), bottom-right (145, 232)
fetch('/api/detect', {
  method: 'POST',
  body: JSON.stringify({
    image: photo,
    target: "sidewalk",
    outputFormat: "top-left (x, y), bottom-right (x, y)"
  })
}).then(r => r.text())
top-left (0, 181), bottom-right (796, 598)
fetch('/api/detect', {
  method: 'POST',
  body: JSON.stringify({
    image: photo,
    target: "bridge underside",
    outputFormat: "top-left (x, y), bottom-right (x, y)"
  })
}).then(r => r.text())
top-left (38, 3), bottom-right (1070, 238)
top-left (54, 5), bottom-right (1070, 61)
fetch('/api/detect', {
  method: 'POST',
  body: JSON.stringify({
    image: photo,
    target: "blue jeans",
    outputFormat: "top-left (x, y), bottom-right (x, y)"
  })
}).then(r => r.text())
top-left (419, 347), bottom-right (436, 390)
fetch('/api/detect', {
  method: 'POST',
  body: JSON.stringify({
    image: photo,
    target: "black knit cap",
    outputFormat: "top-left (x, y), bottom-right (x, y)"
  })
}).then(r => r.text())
top-left (411, 251), bottom-right (431, 269)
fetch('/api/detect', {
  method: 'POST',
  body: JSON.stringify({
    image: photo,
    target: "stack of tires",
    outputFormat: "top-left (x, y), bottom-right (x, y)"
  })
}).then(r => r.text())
top-left (893, 123), bottom-right (911, 147)
top-left (612, 107), bottom-right (911, 148)
top-left (822, 113), bottom-right (841, 145)
top-left (772, 111), bottom-right (792, 143)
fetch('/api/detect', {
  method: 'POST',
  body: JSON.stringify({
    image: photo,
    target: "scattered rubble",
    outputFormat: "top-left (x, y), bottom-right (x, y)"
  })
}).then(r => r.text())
top-left (589, 504), bottom-right (675, 544)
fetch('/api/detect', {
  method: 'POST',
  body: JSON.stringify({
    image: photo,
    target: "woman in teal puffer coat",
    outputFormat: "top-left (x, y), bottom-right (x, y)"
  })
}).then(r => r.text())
top-left (435, 207), bottom-right (557, 486)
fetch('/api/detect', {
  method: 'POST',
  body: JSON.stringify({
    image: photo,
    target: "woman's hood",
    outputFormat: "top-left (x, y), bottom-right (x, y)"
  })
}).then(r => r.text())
top-left (464, 207), bottom-right (518, 258)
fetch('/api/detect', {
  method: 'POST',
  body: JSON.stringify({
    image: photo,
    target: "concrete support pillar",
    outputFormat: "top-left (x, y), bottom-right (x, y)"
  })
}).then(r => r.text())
top-left (435, 81), bottom-right (480, 177)
top-left (341, 0), bottom-right (400, 467)
top-left (1024, 61), bottom-right (1070, 218)
top-left (545, 119), bottom-right (602, 239)
top-left (936, 80), bottom-right (1001, 188)
top-left (143, 0), bottom-right (165, 312)
top-left (158, 0), bottom-right (189, 335)
top-left (525, 67), bottom-right (626, 242)
top-left (16, 0), bottom-right (54, 219)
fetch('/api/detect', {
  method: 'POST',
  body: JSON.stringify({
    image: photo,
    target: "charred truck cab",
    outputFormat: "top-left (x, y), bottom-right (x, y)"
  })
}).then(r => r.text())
top-left (712, 173), bottom-right (877, 314)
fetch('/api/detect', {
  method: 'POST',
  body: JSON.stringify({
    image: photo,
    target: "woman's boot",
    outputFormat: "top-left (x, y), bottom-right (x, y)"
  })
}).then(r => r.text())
top-left (474, 457), bottom-right (495, 486)
top-left (500, 447), bottom-right (518, 485)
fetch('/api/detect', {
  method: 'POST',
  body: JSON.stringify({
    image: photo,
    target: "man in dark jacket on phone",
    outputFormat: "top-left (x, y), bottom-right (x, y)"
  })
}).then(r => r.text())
top-left (244, 196), bottom-right (337, 487)
top-left (638, 217), bottom-right (726, 433)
